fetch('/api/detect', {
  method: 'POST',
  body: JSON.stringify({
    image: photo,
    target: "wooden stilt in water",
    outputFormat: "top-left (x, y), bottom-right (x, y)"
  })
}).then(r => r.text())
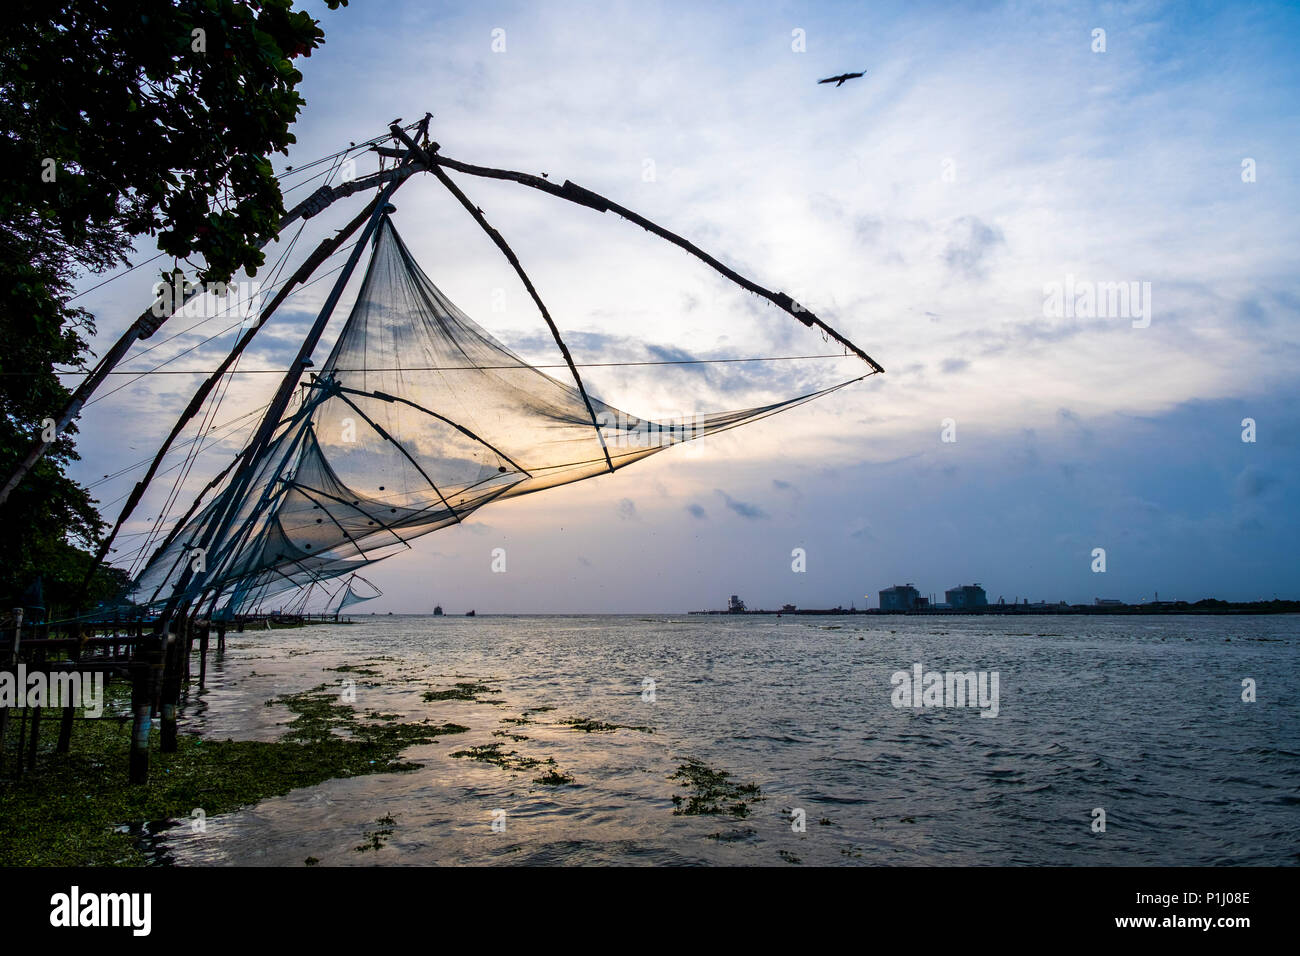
top-left (129, 638), bottom-right (163, 784)
top-left (160, 631), bottom-right (181, 753)
top-left (217, 622), bottom-right (226, 652)
top-left (199, 626), bottom-right (209, 688)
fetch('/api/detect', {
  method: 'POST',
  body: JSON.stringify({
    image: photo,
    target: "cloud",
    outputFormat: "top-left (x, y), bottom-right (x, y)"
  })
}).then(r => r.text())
top-left (617, 498), bottom-right (638, 520)
top-left (941, 216), bottom-right (1005, 280)
top-left (1234, 466), bottom-right (1278, 500)
top-left (715, 489), bottom-right (768, 519)
top-left (61, 0), bottom-right (1300, 612)
top-left (848, 520), bottom-right (876, 541)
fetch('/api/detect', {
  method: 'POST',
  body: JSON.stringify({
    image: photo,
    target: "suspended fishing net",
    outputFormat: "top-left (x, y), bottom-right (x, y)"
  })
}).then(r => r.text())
top-left (131, 215), bottom-right (863, 616)
top-left (331, 574), bottom-right (382, 614)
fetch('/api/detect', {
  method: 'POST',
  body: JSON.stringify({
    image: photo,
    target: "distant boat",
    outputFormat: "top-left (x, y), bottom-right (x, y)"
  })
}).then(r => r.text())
top-left (465, 609), bottom-right (476, 617)
top-left (433, 605), bottom-right (444, 616)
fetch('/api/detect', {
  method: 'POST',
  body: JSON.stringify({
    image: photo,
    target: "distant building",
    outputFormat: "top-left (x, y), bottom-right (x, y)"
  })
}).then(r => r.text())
top-left (945, 584), bottom-right (988, 609)
top-left (728, 594), bottom-right (747, 613)
top-left (782, 604), bottom-right (796, 612)
top-left (879, 584), bottom-right (920, 611)
top-left (1094, 598), bottom-right (1123, 606)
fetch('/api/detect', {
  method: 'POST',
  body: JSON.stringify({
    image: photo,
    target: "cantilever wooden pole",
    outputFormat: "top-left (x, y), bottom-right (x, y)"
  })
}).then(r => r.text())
top-left (389, 126), bottom-right (615, 475)
top-left (414, 152), bottom-right (885, 375)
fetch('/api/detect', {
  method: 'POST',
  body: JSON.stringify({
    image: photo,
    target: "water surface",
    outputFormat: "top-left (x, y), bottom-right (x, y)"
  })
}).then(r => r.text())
top-left (163, 614), bottom-right (1300, 866)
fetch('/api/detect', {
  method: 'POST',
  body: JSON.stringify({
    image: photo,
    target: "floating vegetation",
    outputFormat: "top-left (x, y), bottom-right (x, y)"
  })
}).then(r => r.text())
top-left (493, 730), bottom-right (530, 742)
top-left (304, 856), bottom-right (320, 866)
top-left (500, 715), bottom-right (532, 725)
top-left (423, 681), bottom-right (501, 703)
top-left (561, 716), bottom-right (653, 734)
top-left (0, 682), bottom-right (463, 866)
top-left (327, 664), bottom-right (382, 677)
top-left (268, 684), bottom-right (467, 748)
top-left (533, 768), bottom-right (576, 786)
top-left (450, 742), bottom-right (576, 785)
top-left (706, 827), bottom-right (757, 843)
top-left (355, 813), bottom-right (397, 853)
top-left (524, 705), bottom-right (556, 714)
top-left (449, 742), bottom-right (544, 772)
top-left (777, 849), bottom-right (802, 864)
top-left (669, 759), bottom-right (763, 817)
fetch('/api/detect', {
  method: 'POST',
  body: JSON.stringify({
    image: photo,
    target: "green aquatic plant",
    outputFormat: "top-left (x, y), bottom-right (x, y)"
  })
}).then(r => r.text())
top-left (0, 681), bottom-right (468, 866)
top-left (532, 768), bottom-right (576, 786)
top-left (326, 664), bottom-right (383, 677)
top-left (668, 759), bottom-right (763, 818)
top-left (560, 717), bottom-right (653, 734)
top-left (450, 742), bottom-right (573, 784)
top-left (355, 814), bottom-right (397, 852)
top-left (706, 828), bottom-right (757, 843)
top-left (422, 682), bottom-right (495, 702)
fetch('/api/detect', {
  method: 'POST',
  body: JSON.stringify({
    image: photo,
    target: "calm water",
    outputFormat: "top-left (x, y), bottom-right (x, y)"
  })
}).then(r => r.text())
top-left (162, 614), bottom-right (1300, 866)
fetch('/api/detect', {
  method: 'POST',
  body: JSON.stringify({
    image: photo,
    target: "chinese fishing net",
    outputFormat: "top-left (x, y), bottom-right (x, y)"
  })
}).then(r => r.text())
top-left (131, 215), bottom-right (864, 616)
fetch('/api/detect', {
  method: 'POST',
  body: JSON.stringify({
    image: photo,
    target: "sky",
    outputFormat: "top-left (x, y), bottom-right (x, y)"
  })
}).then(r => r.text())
top-left (68, 0), bottom-right (1300, 612)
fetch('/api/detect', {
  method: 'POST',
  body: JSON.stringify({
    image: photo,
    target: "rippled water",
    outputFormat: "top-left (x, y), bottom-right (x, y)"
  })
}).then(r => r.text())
top-left (162, 614), bottom-right (1300, 866)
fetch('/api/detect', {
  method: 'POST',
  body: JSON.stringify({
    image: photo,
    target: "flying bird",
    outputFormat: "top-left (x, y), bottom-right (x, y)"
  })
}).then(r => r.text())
top-left (818, 70), bottom-right (866, 87)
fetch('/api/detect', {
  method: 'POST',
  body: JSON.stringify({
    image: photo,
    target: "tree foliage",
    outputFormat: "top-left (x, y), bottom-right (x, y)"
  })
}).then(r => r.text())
top-left (0, 0), bottom-right (346, 610)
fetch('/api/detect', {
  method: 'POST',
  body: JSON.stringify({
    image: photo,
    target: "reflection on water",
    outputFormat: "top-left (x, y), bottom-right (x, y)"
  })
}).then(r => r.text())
top-left (164, 614), bottom-right (1300, 866)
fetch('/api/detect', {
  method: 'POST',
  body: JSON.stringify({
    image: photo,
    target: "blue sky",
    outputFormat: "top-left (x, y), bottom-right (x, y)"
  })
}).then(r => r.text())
top-left (71, 0), bottom-right (1300, 611)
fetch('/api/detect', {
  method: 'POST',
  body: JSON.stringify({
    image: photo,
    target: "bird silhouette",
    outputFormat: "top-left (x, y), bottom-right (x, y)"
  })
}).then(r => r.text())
top-left (818, 70), bottom-right (866, 87)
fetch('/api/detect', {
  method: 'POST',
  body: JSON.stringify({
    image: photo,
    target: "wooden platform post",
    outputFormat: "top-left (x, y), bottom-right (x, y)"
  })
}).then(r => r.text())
top-left (57, 624), bottom-right (81, 753)
top-left (183, 620), bottom-right (194, 687)
top-left (26, 701), bottom-right (41, 770)
top-left (0, 608), bottom-right (20, 772)
top-left (199, 625), bottom-right (209, 688)
top-left (160, 630), bottom-right (181, 753)
top-left (129, 638), bottom-right (162, 785)
top-left (57, 702), bottom-right (75, 753)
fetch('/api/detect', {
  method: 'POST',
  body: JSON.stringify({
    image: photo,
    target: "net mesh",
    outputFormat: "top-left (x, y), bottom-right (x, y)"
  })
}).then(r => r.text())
top-left (131, 216), bottom-right (861, 615)
top-left (332, 573), bottom-right (382, 614)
